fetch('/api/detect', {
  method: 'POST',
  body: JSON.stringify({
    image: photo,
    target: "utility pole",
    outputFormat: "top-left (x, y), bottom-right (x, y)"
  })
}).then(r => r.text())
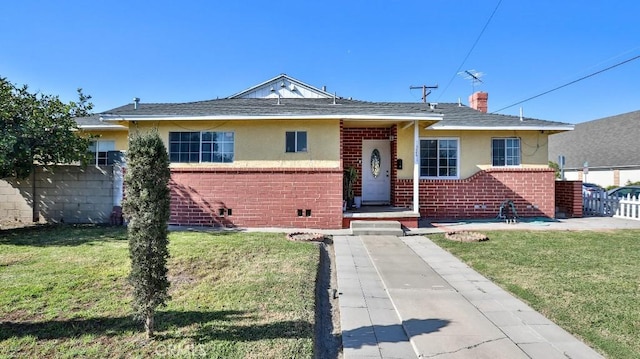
top-left (410, 84), bottom-right (438, 103)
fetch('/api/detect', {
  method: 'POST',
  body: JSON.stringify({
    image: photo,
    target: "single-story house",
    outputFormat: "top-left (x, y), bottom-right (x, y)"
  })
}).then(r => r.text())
top-left (548, 110), bottom-right (640, 188)
top-left (77, 74), bottom-right (573, 229)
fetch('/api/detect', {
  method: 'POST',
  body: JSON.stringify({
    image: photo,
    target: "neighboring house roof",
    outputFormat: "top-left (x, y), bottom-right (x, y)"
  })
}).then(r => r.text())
top-left (548, 110), bottom-right (640, 170)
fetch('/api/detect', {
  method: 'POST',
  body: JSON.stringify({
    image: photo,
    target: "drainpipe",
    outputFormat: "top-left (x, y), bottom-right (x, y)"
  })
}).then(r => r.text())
top-left (413, 121), bottom-right (420, 214)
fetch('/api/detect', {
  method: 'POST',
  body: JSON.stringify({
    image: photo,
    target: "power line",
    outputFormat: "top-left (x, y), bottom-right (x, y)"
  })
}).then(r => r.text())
top-left (436, 0), bottom-right (502, 101)
top-left (492, 54), bottom-right (640, 113)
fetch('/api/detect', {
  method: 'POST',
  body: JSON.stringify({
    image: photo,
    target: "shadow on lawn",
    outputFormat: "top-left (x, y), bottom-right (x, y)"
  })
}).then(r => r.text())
top-left (0, 310), bottom-right (312, 342)
top-left (0, 224), bottom-right (127, 247)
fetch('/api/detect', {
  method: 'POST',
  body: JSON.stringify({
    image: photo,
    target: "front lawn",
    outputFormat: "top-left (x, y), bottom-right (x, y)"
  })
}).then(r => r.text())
top-left (430, 230), bottom-right (640, 359)
top-left (0, 225), bottom-right (318, 358)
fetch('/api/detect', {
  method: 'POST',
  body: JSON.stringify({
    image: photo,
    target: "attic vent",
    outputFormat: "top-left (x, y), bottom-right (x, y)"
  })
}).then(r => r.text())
top-left (429, 103), bottom-right (438, 110)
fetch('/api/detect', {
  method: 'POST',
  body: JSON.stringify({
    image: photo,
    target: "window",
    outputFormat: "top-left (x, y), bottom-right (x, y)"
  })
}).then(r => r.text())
top-left (492, 138), bottom-right (521, 166)
top-left (88, 140), bottom-right (115, 165)
top-left (420, 138), bottom-right (458, 178)
top-left (169, 131), bottom-right (234, 163)
top-left (286, 131), bottom-right (307, 153)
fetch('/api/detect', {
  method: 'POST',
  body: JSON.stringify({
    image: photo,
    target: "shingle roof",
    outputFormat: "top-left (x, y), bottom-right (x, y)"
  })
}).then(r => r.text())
top-left (91, 98), bottom-right (570, 130)
top-left (75, 114), bottom-right (127, 129)
top-left (548, 110), bottom-right (640, 169)
top-left (427, 103), bottom-right (570, 129)
top-left (100, 98), bottom-right (437, 117)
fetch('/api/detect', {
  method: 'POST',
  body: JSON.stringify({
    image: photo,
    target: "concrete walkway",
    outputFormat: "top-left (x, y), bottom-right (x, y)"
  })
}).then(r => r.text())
top-left (335, 235), bottom-right (604, 359)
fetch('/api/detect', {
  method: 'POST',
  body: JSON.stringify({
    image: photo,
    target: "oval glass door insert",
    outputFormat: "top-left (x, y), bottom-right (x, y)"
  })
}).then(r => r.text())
top-left (371, 149), bottom-right (381, 178)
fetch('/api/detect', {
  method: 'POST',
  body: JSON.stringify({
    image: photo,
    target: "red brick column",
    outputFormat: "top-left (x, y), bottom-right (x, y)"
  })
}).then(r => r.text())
top-left (555, 180), bottom-right (583, 218)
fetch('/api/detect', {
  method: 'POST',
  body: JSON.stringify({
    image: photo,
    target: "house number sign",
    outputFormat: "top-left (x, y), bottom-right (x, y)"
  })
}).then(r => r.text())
top-left (371, 149), bottom-right (381, 178)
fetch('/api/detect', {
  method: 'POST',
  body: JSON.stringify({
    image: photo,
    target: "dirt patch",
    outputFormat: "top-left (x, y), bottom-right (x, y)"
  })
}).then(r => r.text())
top-left (445, 231), bottom-right (489, 242)
top-left (0, 219), bottom-right (36, 231)
top-left (287, 232), bottom-right (326, 242)
top-left (314, 238), bottom-right (342, 359)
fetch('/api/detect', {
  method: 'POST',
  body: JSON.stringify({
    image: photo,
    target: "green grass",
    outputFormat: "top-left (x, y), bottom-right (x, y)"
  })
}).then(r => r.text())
top-left (430, 230), bottom-right (640, 359)
top-left (0, 225), bottom-right (319, 358)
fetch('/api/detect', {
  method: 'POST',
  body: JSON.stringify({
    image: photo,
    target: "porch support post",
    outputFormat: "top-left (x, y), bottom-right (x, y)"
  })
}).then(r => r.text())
top-left (413, 120), bottom-right (420, 214)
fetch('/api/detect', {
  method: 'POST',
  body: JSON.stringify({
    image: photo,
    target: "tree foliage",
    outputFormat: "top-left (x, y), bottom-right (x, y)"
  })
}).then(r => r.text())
top-left (0, 77), bottom-right (94, 179)
top-left (122, 130), bottom-right (171, 338)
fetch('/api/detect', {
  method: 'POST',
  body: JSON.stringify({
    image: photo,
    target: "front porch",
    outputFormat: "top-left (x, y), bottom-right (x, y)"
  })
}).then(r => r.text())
top-left (342, 205), bottom-right (420, 229)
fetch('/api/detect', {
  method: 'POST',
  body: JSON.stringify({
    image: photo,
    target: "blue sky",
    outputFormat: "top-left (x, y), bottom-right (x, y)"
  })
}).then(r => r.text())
top-left (1, 1), bottom-right (638, 123)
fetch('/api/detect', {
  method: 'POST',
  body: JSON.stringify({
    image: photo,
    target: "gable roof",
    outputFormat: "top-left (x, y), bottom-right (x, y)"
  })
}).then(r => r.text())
top-left (95, 99), bottom-right (571, 131)
top-left (98, 98), bottom-right (443, 122)
top-left (548, 110), bottom-right (640, 169)
top-left (78, 74), bottom-right (572, 131)
top-left (227, 74), bottom-right (334, 99)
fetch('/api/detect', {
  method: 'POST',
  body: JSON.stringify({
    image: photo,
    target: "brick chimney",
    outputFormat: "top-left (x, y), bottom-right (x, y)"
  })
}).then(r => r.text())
top-left (469, 91), bottom-right (488, 113)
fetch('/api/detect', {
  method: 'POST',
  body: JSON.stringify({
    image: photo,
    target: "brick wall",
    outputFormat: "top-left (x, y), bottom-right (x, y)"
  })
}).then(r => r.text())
top-left (394, 168), bottom-right (556, 219)
top-left (169, 168), bottom-right (343, 229)
top-left (342, 127), bottom-right (393, 197)
top-left (0, 165), bottom-right (117, 225)
top-left (555, 180), bottom-right (582, 218)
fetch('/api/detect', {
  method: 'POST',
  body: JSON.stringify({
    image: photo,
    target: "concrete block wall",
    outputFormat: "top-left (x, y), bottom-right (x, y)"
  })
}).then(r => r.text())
top-left (555, 180), bottom-right (582, 218)
top-left (0, 165), bottom-right (117, 225)
top-left (169, 168), bottom-right (343, 229)
top-left (395, 168), bottom-right (556, 219)
top-left (0, 179), bottom-right (33, 224)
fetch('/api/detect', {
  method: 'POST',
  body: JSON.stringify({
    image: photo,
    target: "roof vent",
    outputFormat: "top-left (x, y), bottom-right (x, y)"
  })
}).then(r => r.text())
top-left (133, 97), bottom-right (140, 110)
top-left (429, 103), bottom-right (438, 110)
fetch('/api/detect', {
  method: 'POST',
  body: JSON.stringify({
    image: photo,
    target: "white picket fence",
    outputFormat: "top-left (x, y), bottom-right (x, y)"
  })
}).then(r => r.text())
top-left (583, 194), bottom-right (640, 220)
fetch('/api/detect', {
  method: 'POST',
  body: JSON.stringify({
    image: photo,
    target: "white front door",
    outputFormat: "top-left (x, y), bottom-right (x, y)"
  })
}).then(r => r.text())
top-left (361, 140), bottom-right (391, 204)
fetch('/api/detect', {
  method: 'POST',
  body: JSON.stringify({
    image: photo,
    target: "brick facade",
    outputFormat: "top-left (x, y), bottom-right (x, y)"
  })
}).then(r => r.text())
top-left (555, 180), bottom-right (582, 218)
top-left (169, 168), bottom-right (343, 229)
top-left (342, 127), bottom-right (396, 200)
top-left (394, 168), bottom-right (556, 219)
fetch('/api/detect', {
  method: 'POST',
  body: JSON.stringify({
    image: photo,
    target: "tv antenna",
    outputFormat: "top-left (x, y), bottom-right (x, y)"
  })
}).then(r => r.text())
top-left (458, 69), bottom-right (484, 92)
top-left (409, 84), bottom-right (438, 103)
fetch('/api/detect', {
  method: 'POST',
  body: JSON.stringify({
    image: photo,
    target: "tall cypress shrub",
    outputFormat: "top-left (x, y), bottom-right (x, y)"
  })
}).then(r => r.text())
top-left (122, 130), bottom-right (171, 338)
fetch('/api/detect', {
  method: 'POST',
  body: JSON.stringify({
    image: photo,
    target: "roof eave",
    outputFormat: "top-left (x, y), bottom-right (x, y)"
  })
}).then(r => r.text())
top-left (100, 114), bottom-right (443, 122)
top-left (427, 125), bottom-right (574, 131)
top-left (78, 124), bottom-right (128, 131)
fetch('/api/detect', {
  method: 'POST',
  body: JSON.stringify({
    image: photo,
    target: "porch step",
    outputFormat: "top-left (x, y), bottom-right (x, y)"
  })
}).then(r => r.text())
top-left (350, 220), bottom-right (405, 236)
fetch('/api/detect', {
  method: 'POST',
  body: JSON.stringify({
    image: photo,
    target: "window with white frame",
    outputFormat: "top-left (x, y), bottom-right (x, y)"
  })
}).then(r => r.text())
top-left (492, 138), bottom-right (521, 166)
top-left (88, 140), bottom-right (115, 165)
top-left (169, 131), bottom-right (234, 163)
top-left (420, 138), bottom-right (459, 178)
top-left (285, 131), bottom-right (307, 153)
